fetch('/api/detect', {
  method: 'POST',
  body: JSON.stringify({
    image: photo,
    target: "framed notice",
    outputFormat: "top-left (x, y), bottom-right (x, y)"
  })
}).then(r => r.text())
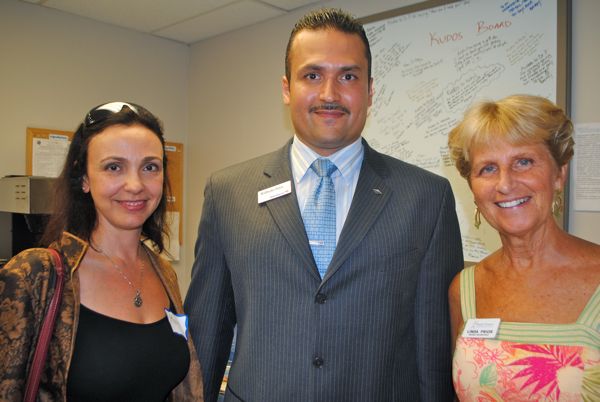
top-left (164, 142), bottom-right (184, 260)
top-left (26, 127), bottom-right (74, 177)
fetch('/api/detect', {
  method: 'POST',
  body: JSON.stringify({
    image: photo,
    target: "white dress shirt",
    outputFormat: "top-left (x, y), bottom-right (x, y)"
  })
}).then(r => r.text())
top-left (291, 135), bottom-right (364, 242)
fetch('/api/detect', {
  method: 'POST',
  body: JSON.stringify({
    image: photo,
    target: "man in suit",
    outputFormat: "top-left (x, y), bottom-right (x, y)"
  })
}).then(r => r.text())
top-left (185, 8), bottom-right (463, 402)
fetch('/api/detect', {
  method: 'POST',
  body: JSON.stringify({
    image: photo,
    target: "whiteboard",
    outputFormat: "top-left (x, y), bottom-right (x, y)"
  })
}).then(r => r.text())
top-left (361, 0), bottom-right (569, 262)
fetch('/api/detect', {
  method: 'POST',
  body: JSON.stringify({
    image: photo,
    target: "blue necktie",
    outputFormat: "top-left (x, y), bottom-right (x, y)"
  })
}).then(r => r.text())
top-left (304, 158), bottom-right (337, 278)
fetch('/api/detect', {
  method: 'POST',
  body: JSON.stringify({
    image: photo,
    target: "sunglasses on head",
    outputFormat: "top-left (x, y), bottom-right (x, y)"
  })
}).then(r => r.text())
top-left (84, 101), bottom-right (140, 127)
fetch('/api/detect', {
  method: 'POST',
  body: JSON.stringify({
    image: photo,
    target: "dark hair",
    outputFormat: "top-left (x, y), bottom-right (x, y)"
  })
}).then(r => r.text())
top-left (41, 102), bottom-right (171, 252)
top-left (285, 8), bottom-right (372, 82)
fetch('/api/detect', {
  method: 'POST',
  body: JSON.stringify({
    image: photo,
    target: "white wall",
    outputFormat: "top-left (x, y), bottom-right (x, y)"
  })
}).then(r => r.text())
top-left (0, 0), bottom-right (190, 281)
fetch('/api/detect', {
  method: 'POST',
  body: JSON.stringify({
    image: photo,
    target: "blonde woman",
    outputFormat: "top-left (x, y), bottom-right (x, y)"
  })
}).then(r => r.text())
top-left (448, 95), bottom-right (600, 400)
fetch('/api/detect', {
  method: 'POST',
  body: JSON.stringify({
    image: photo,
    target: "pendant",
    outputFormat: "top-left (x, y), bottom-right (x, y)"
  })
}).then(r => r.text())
top-left (133, 290), bottom-right (143, 308)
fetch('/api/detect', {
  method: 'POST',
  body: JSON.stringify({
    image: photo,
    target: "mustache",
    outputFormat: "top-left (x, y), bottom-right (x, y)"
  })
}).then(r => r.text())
top-left (309, 103), bottom-right (350, 114)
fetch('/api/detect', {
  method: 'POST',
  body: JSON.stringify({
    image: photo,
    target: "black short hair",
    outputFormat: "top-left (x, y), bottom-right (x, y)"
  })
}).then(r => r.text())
top-left (285, 8), bottom-right (371, 82)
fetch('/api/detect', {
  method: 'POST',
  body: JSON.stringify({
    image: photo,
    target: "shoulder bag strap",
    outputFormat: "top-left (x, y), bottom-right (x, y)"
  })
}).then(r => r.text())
top-left (23, 248), bottom-right (66, 402)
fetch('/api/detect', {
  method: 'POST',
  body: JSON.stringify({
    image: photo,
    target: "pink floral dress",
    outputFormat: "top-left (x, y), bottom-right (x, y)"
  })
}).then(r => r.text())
top-left (453, 266), bottom-right (600, 401)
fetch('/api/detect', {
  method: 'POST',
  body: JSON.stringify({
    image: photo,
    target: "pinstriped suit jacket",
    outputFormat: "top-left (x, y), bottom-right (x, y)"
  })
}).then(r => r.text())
top-left (184, 139), bottom-right (463, 402)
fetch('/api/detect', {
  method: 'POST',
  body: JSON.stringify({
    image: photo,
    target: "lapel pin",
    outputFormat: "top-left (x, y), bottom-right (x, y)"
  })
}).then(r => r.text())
top-left (372, 188), bottom-right (382, 195)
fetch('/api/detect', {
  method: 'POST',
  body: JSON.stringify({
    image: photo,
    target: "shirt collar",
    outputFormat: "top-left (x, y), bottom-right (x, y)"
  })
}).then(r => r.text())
top-left (290, 135), bottom-right (364, 183)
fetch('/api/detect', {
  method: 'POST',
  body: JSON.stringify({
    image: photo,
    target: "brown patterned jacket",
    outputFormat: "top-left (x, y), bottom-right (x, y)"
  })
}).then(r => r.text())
top-left (0, 232), bottom-right (204, 401)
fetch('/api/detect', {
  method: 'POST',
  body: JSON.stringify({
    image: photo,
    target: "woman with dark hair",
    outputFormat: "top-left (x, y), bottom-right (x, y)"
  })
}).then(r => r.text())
top-left (448, 95), bottom-right (600, 400)
top-left (0, 102), bottom-right (203, 401)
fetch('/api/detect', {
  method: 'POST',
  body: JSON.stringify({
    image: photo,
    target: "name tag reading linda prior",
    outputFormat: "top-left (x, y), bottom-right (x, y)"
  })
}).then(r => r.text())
top-left (462, 318), bottom-right (501, 339)
top-left (258, 181), bottom-right (292, 204)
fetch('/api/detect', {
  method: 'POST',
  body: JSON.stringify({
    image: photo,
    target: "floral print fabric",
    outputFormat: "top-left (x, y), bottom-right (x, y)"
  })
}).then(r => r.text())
top-left (453, 338), bottom-right (600, 401)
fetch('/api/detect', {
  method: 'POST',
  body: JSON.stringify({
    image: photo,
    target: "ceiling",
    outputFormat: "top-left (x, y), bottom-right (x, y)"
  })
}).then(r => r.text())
top-left (20, 0), bottom-right (322, 44)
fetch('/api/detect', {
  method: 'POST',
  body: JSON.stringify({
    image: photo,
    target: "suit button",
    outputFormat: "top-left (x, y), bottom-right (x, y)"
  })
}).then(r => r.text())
top-left (313, 356), bottom-right (324, 368)
top-left (315, 293), bottom-right (327, 304)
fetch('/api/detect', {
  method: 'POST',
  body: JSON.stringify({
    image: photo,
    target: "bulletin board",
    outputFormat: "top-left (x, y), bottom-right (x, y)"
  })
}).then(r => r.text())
top-left (360, 0), bottom-right (570, 262)
top-left (26, 127), bottom-right (184, 257)
top-left (26, 127), bottom-right (74, 178)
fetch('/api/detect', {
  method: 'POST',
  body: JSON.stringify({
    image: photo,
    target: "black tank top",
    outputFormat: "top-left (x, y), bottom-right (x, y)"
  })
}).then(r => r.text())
top-left (67, 304), bottom-right (190, 402)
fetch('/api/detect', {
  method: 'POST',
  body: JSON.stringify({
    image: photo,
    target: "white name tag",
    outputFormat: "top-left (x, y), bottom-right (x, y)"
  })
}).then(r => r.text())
top-left (258, 181), bottom-right (292, 204)
top-left (462, 318), bottom-right (501, 339)
top-left (165, 308), bottom-right (188, 340)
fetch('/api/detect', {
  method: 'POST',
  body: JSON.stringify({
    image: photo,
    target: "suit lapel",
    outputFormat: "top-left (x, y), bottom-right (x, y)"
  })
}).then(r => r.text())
top-left (262, 141), bottom-right (321, 280)
top-left (260, 140), bottom-right (392, 283)
top-left (322, 141), bottom-right (392, 282)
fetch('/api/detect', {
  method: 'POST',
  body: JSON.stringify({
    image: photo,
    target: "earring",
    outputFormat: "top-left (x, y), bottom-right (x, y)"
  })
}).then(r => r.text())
top-left (474, 207), bottom-right (481, 229)
top-left (552, 190), bottom-right (563, 217)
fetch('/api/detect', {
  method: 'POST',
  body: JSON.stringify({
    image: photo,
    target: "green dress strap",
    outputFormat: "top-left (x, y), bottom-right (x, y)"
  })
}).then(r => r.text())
top-left (459, 265), bottom-right (477, 322)
top-left (577, 283), bottom-right (600, 331)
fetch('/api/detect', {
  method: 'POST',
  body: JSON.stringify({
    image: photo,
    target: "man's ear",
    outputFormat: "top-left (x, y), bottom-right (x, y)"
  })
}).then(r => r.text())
top-left (282, 75), bottom-right (291, 105)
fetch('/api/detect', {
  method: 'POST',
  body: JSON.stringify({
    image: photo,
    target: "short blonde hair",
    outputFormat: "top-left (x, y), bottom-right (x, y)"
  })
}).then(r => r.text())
top-left (448, 94), bottom-right (573, 179)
